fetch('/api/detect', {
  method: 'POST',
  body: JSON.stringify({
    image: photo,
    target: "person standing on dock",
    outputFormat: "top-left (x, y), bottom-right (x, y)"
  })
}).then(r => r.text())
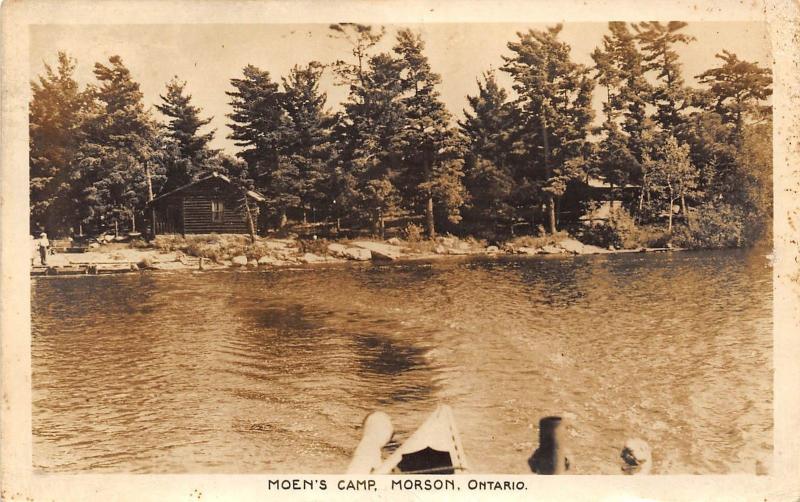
top-left (37, 232), bottom-right (49, 266)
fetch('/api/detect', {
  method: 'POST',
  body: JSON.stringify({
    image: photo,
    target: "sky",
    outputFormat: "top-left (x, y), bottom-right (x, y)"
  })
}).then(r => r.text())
top-left (30, 22), bottom-right (771, 153)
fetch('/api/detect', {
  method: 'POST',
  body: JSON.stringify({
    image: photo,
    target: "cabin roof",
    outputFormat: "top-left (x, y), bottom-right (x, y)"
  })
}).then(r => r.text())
top-left (147, 172), bottom-right (266, 205)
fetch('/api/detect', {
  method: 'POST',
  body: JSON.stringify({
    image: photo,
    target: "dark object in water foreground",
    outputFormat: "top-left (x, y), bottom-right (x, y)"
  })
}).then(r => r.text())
top-left (529, 416), bottom-right (571, 474)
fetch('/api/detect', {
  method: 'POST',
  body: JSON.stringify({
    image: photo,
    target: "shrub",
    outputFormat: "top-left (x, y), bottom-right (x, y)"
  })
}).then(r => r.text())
top-left (633, 225), bottom-right (671, 248)
top-left (402, 223), bottom-right (424, 243)
top-left (578, 208), bottom-right (669, 249)
top-left (130, 238), bottom-right (151, 249)
top-left (152, 234), bottom-right (263, 262)
top-left (671, 203), bottom-right (745, 249)
top-left (298, 238), bottom-right (329, 255)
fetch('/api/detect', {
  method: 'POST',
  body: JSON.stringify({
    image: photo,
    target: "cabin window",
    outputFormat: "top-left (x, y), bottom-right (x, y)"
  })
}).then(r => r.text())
top-left (211, 200), bottom-right (224, 222)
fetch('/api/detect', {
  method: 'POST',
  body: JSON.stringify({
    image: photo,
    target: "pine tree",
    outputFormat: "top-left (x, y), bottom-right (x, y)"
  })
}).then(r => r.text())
top-left (591, 22), bottom-right (651, 184)
top-left (29, 52), bottom-right (91, 236)
top-left (691, 52), bottom-right (772, 212)
top-left (77, 55), bottom-right (157, 233)
top-left (393, 28), bottom-right (466, 238)
top-left (155, 76), bottom-right (217, 190)
top-left (634, 22), bottom-right (695, 134)
top-left (226, 65), bottom-right (297, 226)
top-left (281, 61), bottom-right (333, 223)
top-left (459, 71), bottom-right (516, 232)
top-left (695, 51), bottom-right (772, 140)
top-left (502, 24), bottom-right (595, 233)
top-left (330, 24), bottom-right (407, 235)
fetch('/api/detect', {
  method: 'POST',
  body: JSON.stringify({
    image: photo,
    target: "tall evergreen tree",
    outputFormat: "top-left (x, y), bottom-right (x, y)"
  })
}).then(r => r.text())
top-left (591, 22), bottom-right (652, 188)
top-left (634, 21), bottom-right (695, 134)
top-left (459, 71), bottom-right (516, 232)
top-left (330, 24), bottom-right (407, 235)
top-left (502, 25), bottom-right (595, 234)
top-left (690, 52), bottom-right (772, 213)
top-left (29, 52), bottom-right (91, 236)
top-left (393, 28), bottom-right (466, 238)
top-left (696, 50), bottom-right (772, 140)
top-left (155, 77), bottom-right (217, 190)
top-left (77, 55), bottom-right (158, 233)
top-left (226, 65), bottom-right (298, 226)
top-left (281, 61), bottom-right (333, 223)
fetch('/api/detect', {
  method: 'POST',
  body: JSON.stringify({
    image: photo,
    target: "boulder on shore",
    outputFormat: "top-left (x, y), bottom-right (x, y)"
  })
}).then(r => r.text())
top-left (327, 243), bottom-right (347, 257)
top-left (557, 238), bottom-right (608, 255)
top-left (350, 241), bottom-right (403, 261)
top-left (447, 247), bottom-right (470, 255)
top-left (300, 253), bottom-right (327, 264)
top-left (257, 255), bottom-right (279, 266)
top-left (558, 239), bottom-right (585, 255)
top-left (517, 247), bottom-right (538, 255)
top-left (344, 247), bottom-right (371, 261)
top-left (247, 259), bottom-right (258, 268)
top-left (387, 237), bottom-right (402, 246)
top-left (231, 255), bottom-right (248, 266)
top-left (486, 245), bottom-right (500, 254)
top-left (540, 245), bottom-right (563, 254)
top-left (264, 240), bottom-right (291, 250)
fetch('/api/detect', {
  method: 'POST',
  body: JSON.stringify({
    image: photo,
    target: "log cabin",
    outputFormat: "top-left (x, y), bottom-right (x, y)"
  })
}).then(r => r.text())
top-left (561, 176), bottom-right (641, 223)
top-left (146, 172), bottom-right (266, 236)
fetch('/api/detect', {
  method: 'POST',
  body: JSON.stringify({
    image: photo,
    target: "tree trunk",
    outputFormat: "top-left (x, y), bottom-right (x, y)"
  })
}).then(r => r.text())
top-left (426, 196), bottom-right (435, 239)
top-left (279, 209), bottom-right (287, 228)
top-left (680, 193), bottom-right (691, 230)
top-left (540, 104), bottom-right (556, 234)
top-left (667, 184), bottom-right (674, 233)
top-left (376, 209), bottom-right (385, 240)
top-left (145, 162), bottom-right (154, 202)
top-left (636, 174), bottom-right (646, 223)
top-left (555, 196), bottom-right (560, 228)
top-left (130, 211), bottom-right (136, 233)
top-left (546, 195), bottom-right (556, 235)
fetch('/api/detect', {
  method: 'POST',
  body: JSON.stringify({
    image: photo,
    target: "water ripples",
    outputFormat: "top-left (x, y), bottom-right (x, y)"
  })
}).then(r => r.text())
top-left (32, 249), bottom-right (772, 474)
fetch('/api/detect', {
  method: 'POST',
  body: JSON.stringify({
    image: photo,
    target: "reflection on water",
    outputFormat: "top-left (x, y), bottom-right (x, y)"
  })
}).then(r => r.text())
top-left (32, 250), bottom-right (772, 473)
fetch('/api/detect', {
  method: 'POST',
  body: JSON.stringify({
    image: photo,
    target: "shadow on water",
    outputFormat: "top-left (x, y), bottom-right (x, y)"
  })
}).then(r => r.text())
top-left (32, 249), bottom-right (772, 474)
top-left (354, 334), bottom-right (427, 376)
top-left (354, 262), bottom-right (439, 295)
top-left (217, 284), bottom-right (439, 405)
top-left (466, 255), bottom-right (589, 309)
top-left (257, 304), bottom-right (320, 333)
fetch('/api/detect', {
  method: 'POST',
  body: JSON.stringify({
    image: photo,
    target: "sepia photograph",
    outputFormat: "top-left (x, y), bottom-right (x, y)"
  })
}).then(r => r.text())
top-left (26, 19), bottom-right (775, 475)
top-left (3, 0), bottom-right (800, 500)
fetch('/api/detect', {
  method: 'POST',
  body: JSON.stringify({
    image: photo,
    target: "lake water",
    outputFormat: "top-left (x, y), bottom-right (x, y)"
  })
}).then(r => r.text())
top-left (32, 250), bottom-right (773, 474)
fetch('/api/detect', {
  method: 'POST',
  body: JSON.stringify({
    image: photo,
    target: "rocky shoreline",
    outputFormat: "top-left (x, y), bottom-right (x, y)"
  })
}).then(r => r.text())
top-left (31, 235), bottom-right (680, 276)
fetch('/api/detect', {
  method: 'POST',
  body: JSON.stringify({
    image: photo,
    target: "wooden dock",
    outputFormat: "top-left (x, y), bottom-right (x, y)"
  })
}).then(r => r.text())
top-left (31, 263), bottom-right (138, 276)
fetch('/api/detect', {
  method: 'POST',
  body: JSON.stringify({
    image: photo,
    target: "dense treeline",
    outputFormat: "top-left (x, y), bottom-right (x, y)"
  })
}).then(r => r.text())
top-left (30, 22), bottom-right (772, 247)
